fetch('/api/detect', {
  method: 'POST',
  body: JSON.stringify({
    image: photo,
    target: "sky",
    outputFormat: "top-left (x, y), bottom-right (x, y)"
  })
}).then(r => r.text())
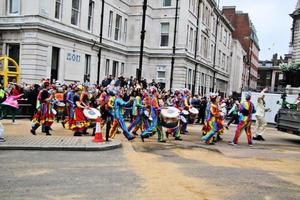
top-left (219, 0), bottom-right (298, 61)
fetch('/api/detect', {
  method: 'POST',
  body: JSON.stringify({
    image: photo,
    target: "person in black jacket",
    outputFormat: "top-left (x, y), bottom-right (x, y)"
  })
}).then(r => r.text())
top-left (197, 97), bottom-right (207, 124)
top-left (27, 84), bottom-right (40, 120)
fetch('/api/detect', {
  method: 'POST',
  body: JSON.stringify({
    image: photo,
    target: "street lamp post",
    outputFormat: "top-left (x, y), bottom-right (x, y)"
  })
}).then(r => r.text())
top-left (97, 0), bottom-right (105, 84)
top-left (138, 0), bottom-right (148, 81)
top-left (170, 0), bottom-right (179, 91)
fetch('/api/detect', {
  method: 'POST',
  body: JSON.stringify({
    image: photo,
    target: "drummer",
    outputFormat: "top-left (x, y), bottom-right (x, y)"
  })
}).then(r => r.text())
top-left (165, 89), bottom-right (182, 140)
top-left (180, 88), bottom-right (191, 134)
top-left (54, 87), bottom-right (65, 122)
top-left (141, 87), bottom-right (166, 143)
top-left (71, 85), bottom-right (90, 136)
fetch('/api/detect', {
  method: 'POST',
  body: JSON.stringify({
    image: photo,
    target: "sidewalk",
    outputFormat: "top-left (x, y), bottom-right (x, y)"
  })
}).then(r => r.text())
top-left (0, 135), bottom-right (121, 151)
top-left (0, 119), bottom-right (121, 151)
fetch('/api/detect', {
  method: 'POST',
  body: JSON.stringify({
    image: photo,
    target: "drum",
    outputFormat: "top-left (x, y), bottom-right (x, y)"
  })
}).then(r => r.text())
top-left (84, 108), bottom-right (101, 120)
top-left (189, 107), bottom-right (199, 124)
top-left (51, 108), bottom-right (57, 115)
top-left (180, 115), bottom-right (187, 124)
top-left (189, 107), bottom-right (199, 118)
top-left (182, 109), bottom-right (189, 118)
top-left (161, 107), bottom-right (180, 128)
top-left (56, 102), bottom-right (65, 113)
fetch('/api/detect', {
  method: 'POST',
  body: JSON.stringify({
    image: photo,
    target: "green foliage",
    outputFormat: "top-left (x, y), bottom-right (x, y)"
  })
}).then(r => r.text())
top-left (280, 63), bottom-right (300, 72)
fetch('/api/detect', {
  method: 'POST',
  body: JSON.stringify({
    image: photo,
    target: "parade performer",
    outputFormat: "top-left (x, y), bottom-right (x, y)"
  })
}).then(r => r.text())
top-left (71, 86), bottom-right (90, 136)
top-left (63, 85), bottom-right (75, 129)
top-left (31, 81), bottom-right (55, 136)
top-left (230, 92), bottom-right (256, 146)
top-left (98, 90), bottom-right (108, 129)
top-left (226, 100), bottom-right (240, 127)
top-left (215, 99), bottom-right (226, 142)
top-left (165, 89), bottom-right (182, 140)
top-left (127, 90), bottom-right (145, 136)
top-left (180, 89), bottom-right (190, 134)
top-left (0, 92), bottom-right (23, 123)
top-left (202, 93), bottom-right (221, 145)
top-left (253, 88), bottom-right (270, 141)
top-left (141, 87), bottom-right (166, 143)
top-left (108, 90), bottom-right (135, 140)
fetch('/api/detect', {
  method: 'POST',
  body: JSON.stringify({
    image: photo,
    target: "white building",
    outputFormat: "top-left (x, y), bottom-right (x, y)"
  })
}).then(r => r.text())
top-left (0, 0), bottom-right (235, 96)
top-left (228, 39), bottom-right (245, 95)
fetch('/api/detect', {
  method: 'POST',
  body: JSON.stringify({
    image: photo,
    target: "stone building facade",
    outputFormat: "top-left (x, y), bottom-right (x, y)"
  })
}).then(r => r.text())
top-left (290, 0), bottom-right (300, 63)
top-left (0, 0), bottom-right (238, 96)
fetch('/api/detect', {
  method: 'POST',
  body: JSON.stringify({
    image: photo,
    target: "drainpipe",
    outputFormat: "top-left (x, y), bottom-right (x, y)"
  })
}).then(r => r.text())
top-left (97, 0), bottom-right (105, 84)
top-left (170, 0), bottom-right (179, 91)
top-left (192, 0), bottom-right (202, 95)
top-left (138, 0), bottom-right (148, 81)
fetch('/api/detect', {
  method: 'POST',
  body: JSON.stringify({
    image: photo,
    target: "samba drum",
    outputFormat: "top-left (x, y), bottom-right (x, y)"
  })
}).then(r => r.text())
top-left (56, 102), bottom-right (65, 114)
top-left (160, 107), bottom-right (180, 129)
top-left (84, 108), bottom-right (101, 120)
top-left (182, 109), bottom-right (189, 118)
top-left (51, 108), bottom-right (57, 115)
top-left (189, 107), bottom-right (199, 124)
top-left (180, 115), bottom-right (187, 124)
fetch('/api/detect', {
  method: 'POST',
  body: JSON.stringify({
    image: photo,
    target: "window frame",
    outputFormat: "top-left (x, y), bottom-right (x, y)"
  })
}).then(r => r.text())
top-left (108, 11), bottom-right (113, 38)
top-left (71, 0), bottom-right (81, 26)
top-left (6, 43), bottom-right (20, 69)
top-left (156, 65), bottom-right (167, 80)
top-left (87, 0), bottom-right (94, 31)
top-left (85, 54), bottom-right (91, 76)
top-left (123, 18), bottom-right (128, 43)
top-left (114, 14), bottom-right (122, 41)
top-left (121, 63), bottom-right (125, 75)
top-left (160, 22), bottom-right (170, 47)
top-left (105, 59), bottom-right (110, 76)
top-left (7, 0), bottom-right (20, 15)
top-left (55, 0), bottom-right (63, 20)
top-left (163, 0), bottom-right (171, 7)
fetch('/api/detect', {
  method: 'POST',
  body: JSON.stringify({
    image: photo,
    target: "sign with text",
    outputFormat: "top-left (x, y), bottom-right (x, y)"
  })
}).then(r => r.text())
top-left (66, 52), bottom-right (81, 63)
top-left (64, 51), bottom-right (83, 81)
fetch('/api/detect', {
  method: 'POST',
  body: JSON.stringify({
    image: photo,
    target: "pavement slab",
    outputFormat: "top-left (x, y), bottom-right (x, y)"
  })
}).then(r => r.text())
top-left (0, 136), bottom-right (122, 151)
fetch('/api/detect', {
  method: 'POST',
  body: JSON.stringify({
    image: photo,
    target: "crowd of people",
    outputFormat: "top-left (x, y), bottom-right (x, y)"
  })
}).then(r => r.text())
top-left (0, 75), bottom-right (273, 145)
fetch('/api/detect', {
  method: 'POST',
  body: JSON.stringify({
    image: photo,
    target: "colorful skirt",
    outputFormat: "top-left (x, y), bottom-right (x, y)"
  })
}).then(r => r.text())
top-left (70, 107), bottom-right (90, 131)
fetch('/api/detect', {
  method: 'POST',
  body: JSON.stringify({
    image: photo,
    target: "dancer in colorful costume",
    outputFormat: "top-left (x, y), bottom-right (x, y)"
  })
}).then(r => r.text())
top-left (202, 93), bottom-right (221, 144)
top-left (71, 86), bottom-right (90, 136)
top-left (31, 81), bottom-right (55, 136)
top-left (230, 92), bottom-right (256, 146)
top-left (109, 90), bottom-right (135, 140)
top-left (127, 90), bottom-right (147, 136)
top-left (141, 87), bottom-right (166, 143)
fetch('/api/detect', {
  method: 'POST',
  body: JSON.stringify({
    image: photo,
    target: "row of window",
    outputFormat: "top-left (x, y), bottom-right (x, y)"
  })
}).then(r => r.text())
top-left (186, 68), bottom-right (215, 94)
top-left (108, 11), bottom-right (128, 42)
top-left (55, 0), bottom-right (95, 31)
top-left (105, 59), bottom-right (125, 78)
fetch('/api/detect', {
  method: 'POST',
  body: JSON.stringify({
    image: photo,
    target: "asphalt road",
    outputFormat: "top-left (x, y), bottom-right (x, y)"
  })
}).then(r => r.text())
top-left (1, 121), bottom-right (300, 200)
